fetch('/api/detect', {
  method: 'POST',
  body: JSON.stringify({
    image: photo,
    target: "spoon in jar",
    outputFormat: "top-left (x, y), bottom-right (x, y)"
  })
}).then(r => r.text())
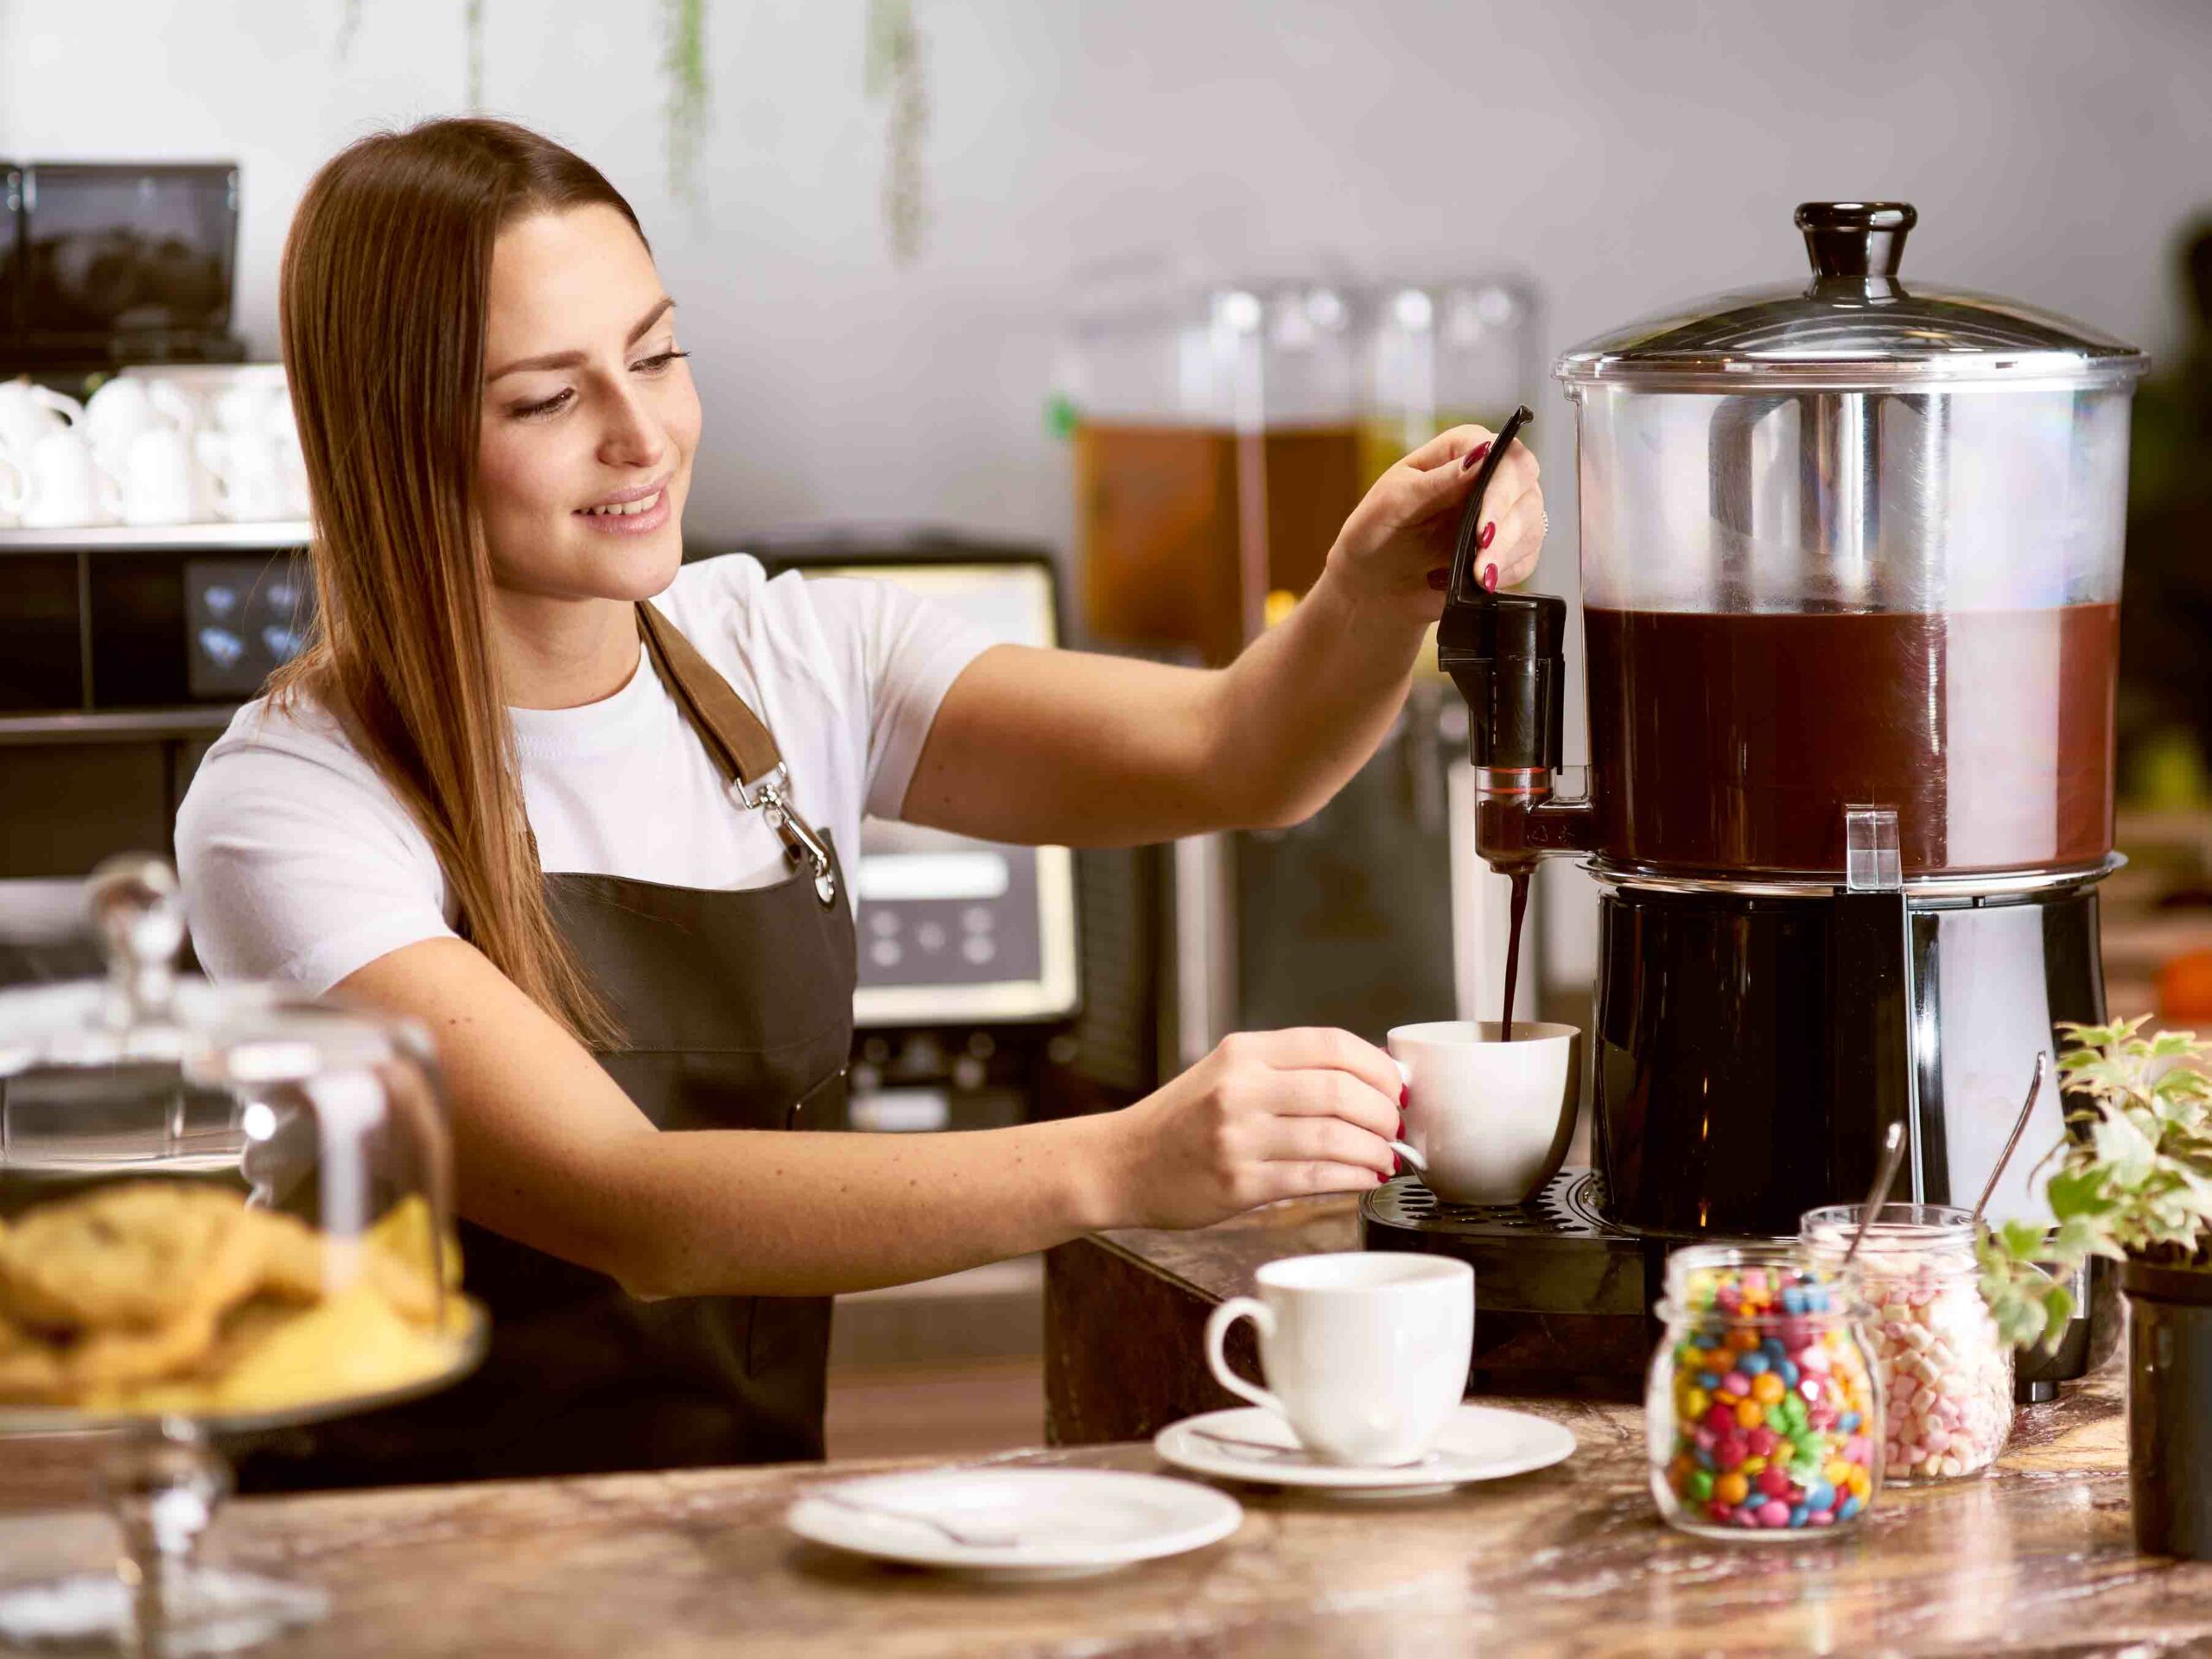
top-left (1970, 1051), bottom-right (2049, 1224)
top-left (1842, 1120), bottom-right (1911, 1272)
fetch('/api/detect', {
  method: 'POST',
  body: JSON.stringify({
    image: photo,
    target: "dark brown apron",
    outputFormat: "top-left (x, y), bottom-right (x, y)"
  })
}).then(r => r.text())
top-left (236, 601), bottom-right (852, 1490)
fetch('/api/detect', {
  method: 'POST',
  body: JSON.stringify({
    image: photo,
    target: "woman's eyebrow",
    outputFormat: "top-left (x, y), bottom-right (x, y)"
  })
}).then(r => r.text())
top-left (486, 297), bottom-right (677, 382)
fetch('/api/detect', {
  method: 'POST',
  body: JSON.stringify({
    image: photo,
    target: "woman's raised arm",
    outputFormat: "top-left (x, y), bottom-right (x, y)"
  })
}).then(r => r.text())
top-left (899, 424), bottom-right (1542, 848)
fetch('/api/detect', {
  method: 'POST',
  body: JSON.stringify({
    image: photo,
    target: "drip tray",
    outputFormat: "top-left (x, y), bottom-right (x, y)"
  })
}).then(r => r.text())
top-left (1365, 1168), bottom-right (1623, 1238)
top-left (1359, 1169), bottom-right (1661, 1395)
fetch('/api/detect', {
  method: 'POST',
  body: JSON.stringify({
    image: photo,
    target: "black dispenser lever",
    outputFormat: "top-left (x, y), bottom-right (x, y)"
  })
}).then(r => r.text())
top-left (1434, 406), bottom-right (1567, 784)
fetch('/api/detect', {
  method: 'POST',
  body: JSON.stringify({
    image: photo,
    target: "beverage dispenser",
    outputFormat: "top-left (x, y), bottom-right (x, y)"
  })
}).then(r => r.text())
top-left (1370, 204), bottom-right (2145, 1395)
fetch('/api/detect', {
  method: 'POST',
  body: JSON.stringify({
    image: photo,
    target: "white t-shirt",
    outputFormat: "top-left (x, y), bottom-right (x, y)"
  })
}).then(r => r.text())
top-left (175, 553), bottom-right (995, 996)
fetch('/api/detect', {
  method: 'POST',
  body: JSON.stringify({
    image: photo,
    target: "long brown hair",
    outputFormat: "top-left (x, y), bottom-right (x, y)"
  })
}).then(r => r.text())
top-left (273, 118), bottom-right (638, 1046)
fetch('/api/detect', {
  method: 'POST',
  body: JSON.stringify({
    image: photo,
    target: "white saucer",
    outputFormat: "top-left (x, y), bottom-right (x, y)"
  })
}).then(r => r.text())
top-left (785, 1467), bottom-right (1243, 1580)
top-left (1154, 1404), bottom-right (1577, 1497)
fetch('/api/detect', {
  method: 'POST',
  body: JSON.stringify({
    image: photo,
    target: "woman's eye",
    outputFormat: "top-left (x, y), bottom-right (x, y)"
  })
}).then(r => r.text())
top-left (510, 389), bottom-right (574, 420)
top-left (632, 349), bottom-right (691, 374)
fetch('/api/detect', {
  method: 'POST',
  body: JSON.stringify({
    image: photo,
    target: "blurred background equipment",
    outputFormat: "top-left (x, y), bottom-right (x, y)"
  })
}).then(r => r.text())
top-left (0, 163), bottom-right (311, 995)
top-left (1058, 270), bottom-right (1554, 1075)
top-left (2, 162), bottom-right (244, 368)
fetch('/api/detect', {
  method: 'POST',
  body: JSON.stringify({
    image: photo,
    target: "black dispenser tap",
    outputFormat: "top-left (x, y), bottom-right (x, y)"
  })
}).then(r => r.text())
top-left (1433, 406), bottom-right (1589, 868)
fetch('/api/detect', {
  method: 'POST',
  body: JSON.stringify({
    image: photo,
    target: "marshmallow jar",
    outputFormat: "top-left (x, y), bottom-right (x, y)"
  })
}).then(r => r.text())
top-left (1802, 1204), bottom-right (2016, 1484)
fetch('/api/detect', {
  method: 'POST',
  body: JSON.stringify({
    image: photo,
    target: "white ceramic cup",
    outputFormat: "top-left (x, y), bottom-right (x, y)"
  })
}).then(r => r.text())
top-left (18, 428), bottom-right (119, 528)
top-left (0, 380), bottom-right (84, 468)
top-left (1204, 1252), bottom-right (1473, 1465)
top-left (119, 426), bottom-right (215, 526)
top-left (211, 378), bottom-right (289, 439)
top-left (197, 429), bottom-right (287, 523)
top-left (0, 452), bottom-right (27, 528)
top-left (1389, 1020), bottom-right (1578, 1206)
top-left (271, 422), bottom-right (311, 519)
top-left (84, 377), bottom-right (196, 474)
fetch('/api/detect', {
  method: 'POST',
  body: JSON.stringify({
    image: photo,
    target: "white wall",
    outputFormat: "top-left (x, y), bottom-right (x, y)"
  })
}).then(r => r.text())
top-left (4, 0), bottom-right (2209, 561)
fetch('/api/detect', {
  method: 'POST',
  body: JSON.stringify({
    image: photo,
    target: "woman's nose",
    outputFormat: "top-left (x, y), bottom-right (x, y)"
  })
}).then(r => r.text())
top-left (597, 385), bottom-right (666, 469)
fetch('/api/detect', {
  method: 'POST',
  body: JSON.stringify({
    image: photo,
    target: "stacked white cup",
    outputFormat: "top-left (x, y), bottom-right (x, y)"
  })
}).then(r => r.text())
top-left (197, 379), bottom-right (308, 523)
top-left (0, 370), bottom-right (310, 531)
top-left (0, 380), bottom-right (99, 529)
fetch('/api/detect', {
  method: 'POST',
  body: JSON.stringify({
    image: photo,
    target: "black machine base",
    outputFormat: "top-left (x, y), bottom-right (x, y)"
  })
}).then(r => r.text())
top-left (1360, 1168), bottom-right (1674, 1398)
top-left (1361, 1168), bottom-right (2118, 1402)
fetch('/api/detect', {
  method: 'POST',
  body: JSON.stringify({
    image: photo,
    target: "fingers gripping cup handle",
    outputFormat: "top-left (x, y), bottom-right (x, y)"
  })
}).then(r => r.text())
top-left (1389, 1058), bottom-right (1427, 1172)
top-left (1205, 1297), bottom-right (1285, 1418)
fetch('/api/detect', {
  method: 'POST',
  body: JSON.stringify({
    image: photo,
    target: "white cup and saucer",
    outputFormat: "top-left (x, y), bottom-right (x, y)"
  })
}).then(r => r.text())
top-left (1152, 1252), bottom-right (1574, 1497)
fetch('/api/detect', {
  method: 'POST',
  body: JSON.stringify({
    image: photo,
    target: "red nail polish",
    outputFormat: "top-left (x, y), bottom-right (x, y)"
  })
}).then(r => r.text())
top-left (1481, 563), bottom-right (1499, 593)
top-left (1459, 440), bottom-right (1491, 472)
top-left (1426, 568), bottom-right (1448, 591)
top-left (1478, 521), bottom-right (1497, 550)
top-left (1399, 1084), bottom-right (1409, 1108)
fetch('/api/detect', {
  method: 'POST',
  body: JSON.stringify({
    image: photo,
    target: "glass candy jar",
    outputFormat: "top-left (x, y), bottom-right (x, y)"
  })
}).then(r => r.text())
top-left (1648, 1244), bottom-right (1883, 1540)
top-left (1802, 1203), bottom-right (2014, 1483)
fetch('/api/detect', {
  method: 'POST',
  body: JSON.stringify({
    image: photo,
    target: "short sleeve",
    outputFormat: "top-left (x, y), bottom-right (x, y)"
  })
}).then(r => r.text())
top-left (800, 576), bottom-right (996, 820)
top-left (176, 737), bottom-right (457, 997)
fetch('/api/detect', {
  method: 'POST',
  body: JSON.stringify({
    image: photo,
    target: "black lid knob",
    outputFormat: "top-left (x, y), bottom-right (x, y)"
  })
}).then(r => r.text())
top-left (1796, 201), bottom-right (1916, 280)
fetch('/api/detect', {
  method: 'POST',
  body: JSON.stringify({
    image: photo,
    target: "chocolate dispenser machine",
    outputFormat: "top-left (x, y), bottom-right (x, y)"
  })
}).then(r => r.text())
top-left (1363, 204), bottom-right (2147, 1398)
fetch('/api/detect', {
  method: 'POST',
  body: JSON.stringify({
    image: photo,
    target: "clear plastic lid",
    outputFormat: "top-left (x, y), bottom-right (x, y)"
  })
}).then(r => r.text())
top-left (1556, 203), bottom-right (2149, 393)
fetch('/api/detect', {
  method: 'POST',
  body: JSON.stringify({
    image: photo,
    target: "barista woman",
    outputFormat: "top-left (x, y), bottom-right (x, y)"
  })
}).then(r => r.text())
top-left (176, 118), bottom-right (1544, 1486)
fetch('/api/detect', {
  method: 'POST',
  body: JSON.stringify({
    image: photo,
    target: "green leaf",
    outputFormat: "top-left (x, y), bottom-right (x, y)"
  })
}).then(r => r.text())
top-left (2050, 1213), bottom-right (2104, 1263)
top-left (2093, 1107), bottom-right (2159, 1190)
top-left (1999, 1218), bottom-right (2047, 1260)
top-left (2045, 1167), bottom-right (2115, 1221)
top-left (2040, 1283), bottom-right (2077, 1350)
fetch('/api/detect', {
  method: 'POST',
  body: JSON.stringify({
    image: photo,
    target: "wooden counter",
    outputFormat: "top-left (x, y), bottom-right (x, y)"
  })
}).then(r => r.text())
top-left (0, 1200), bottom-right (2201, 1658)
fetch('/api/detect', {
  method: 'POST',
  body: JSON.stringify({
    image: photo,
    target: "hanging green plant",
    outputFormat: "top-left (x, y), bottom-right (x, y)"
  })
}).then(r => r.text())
top-left (334, 0), bottom-right (363, 62)
top-left (865, 0), bottom-right (929, 267)
top-left (465, 0), bottom-right (486, 111)
top-left (660, 0), bottom-right (710, 212)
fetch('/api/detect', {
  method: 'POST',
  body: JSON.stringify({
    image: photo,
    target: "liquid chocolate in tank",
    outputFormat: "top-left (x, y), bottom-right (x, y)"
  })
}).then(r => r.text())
top-left (1582, 602), bottom-right (2118, 877)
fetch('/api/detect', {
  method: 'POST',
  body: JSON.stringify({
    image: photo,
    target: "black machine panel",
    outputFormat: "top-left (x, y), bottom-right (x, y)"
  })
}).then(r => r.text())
top-left (12, 163), bottom-right (237, 353)
top-left (1591, 881), bottom-right (2106, 1238)
top-left (183, 556), bottom-right (311, 700)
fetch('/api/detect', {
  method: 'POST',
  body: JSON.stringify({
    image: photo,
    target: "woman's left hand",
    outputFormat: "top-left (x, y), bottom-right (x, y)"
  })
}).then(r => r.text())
top-left (1321, 423), bottom-right (1545, 620)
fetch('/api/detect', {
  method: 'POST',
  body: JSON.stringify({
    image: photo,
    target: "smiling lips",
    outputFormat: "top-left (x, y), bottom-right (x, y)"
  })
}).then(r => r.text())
top-left (581, 490), bottom-right (661, 518)
top-left (575, 480), bottom-right (672, 533)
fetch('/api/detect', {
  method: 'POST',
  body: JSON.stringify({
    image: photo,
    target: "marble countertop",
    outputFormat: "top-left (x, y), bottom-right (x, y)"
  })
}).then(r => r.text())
top-left (1, 1198), bottom-right (2200, 1658)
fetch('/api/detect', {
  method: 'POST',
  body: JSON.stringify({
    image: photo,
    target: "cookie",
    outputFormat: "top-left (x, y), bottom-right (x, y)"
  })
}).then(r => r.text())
top-left (0, 1183), bottom-right (260, 1334)
top-left (243, 1206), bottom-right (327, 1304)
top-left (0, 1316), bottom-right (66, 1405)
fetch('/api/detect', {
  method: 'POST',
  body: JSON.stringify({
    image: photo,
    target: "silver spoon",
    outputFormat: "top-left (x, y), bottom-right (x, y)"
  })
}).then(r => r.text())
top-left (1971, 1052), bottom-right (2049, 1224)
top-left (1189, 1425), bottom-right (1440, 1470)
top-left (1843, 1120), bottom-right (1911, 1272)
top-left (804, 1486), bottom-right (1024, 1550)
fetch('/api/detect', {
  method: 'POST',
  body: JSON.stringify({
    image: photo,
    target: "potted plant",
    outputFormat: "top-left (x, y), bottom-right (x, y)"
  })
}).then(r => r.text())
top-left (1980, 1016), bottom-right (2212, 1559)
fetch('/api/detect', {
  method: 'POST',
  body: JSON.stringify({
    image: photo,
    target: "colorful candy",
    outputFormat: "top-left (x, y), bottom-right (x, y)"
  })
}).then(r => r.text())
top-left (1649, 1249), bottom-right (1882, 1540)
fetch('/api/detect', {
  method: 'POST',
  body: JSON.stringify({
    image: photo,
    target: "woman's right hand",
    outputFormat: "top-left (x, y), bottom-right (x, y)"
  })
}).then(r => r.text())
top-left (1097, 1028), bottom-right (1403, 1230)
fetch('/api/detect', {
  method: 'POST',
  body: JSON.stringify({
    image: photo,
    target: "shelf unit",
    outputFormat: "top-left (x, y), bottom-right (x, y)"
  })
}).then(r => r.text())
top-left (0, 523), bottom-right (309, 890)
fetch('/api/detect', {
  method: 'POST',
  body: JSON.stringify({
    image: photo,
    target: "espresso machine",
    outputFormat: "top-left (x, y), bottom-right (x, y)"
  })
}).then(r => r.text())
top-left (1363, 203), bottom-right (2147, 1396)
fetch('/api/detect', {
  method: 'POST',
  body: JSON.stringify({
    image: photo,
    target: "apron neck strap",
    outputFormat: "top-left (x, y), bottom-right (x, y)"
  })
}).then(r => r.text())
top-left (634, 601), bottom-right (838, 906)
top-left (636, 600), bottom-right (785, 785)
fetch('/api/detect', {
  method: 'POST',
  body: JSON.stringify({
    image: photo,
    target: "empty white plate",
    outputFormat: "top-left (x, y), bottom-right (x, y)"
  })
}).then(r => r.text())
top-left (785, 1467), bottom-right (1243, 1579)
top-left (1154, 1403), bottom-right (1577, 1497)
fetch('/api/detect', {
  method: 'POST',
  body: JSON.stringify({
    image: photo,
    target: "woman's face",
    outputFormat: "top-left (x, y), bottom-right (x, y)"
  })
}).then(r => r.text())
top-left (477, 203), bottom-right (700, 603)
